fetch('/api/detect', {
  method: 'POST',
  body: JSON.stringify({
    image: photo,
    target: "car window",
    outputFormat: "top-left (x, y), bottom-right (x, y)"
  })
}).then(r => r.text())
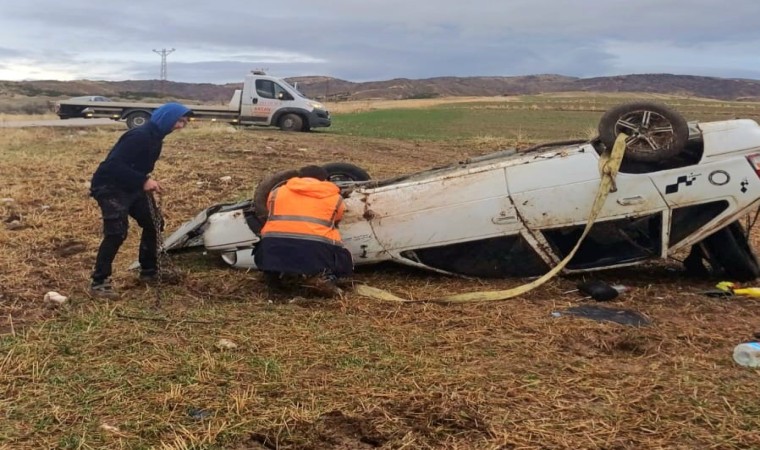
top-left (273, 83), bottom-right (293, 101)
top-left (669, 201), bottom-right (729, 245)
top-left (400, 235), bottom-right (550, 277)
top-left (255, 80), bottom-right (276, 99)
top-left (542, 213), bottom-right (663, 269)
top-left (255, 80), bottom-right (294, 100)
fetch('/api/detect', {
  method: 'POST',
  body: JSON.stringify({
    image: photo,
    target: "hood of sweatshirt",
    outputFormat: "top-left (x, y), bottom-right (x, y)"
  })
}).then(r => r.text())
top-left (284, 177), bottom-right (339, 199)
top-left (150, 102), bottom-right (192, 135)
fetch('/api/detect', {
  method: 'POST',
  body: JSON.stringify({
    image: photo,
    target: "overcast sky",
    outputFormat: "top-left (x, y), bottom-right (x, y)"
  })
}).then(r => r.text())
top-left (2, 1), bottom-right (759, 84)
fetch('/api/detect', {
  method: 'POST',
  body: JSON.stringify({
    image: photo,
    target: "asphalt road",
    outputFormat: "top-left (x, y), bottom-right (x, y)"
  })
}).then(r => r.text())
top-left (0, 118), bottom-right (122, 128)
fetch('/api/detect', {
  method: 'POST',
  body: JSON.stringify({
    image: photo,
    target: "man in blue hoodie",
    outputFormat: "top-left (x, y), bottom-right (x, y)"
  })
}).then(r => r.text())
top-left (89, 102), bottom-right (192, 298)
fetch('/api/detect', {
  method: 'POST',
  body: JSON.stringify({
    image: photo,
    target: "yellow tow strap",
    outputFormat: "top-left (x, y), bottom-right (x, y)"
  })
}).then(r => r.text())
top-left (356, 133), bottom-right (628, 303)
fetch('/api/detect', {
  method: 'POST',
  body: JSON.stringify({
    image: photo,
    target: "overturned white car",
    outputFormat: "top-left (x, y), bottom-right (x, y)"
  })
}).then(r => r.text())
top-left (163, 102), bottom-right (760, 281)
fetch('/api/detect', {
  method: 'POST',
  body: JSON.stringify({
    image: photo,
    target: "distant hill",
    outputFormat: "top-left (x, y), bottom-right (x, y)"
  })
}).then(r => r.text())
top-left (2, 73), bottom-right (760, 114)
top-left (288, 74), bottom-right (760, 102)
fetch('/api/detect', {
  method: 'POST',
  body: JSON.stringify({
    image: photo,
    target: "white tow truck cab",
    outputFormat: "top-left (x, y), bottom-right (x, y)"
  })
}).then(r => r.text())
top-left (54, 71), bottom-right (331, 131)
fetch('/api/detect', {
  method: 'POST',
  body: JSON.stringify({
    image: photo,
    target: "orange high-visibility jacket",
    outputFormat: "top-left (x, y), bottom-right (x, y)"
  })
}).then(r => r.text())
top-left (261, 177), bottom-right (345, 245)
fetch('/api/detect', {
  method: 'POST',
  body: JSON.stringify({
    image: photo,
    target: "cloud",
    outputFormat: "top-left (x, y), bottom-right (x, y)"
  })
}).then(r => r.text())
top-left (2, 0), bottom-right (759, 83)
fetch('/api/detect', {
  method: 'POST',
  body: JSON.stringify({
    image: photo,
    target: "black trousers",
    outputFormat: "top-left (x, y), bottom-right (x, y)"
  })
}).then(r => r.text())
top-left (91, 189), bottom-right (158, 283)
top-left (254, 236), bottom-right (353, 278)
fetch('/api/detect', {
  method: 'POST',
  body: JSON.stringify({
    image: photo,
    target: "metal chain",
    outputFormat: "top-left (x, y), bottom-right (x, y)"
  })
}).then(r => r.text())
top-left (145, 193), bottom-right (182, 307)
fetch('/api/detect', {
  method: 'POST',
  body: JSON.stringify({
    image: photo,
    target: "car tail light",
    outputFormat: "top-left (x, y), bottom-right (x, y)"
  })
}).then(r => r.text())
top-left (747, 153), bottom-right (760, 178)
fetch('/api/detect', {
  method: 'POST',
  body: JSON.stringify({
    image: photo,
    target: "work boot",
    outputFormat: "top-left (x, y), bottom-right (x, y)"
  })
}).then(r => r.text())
top-left (263, 272), bottom-right (284, 288)
top-left (301, 274), bottom-right (343, 298)
top-left (90, 279), bottom-right (119, 299)
top-left (139, 270), bottom-right (159, 284)
top-left (139, 270), bottom-right (181, 285)
top-left (334, 277), bottom-right (354, 289)
top-left (262, 272), bottom-right (292, 302)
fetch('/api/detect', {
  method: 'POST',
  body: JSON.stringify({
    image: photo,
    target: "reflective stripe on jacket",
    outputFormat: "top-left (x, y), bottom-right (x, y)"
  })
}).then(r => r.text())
top-left (260, 177), bottom-right (345, 245)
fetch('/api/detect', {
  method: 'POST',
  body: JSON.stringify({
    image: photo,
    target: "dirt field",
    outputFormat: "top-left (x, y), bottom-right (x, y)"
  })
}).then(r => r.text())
top-left (2, 115), bottom-right (760, 449)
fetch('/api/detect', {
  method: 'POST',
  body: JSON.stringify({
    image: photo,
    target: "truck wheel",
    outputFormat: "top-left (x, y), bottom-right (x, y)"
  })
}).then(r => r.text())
top-left (598, 102), bottom-right (688, 163)
top-left (126, 111), bottom-right (151, 129)
top-left (279, 113), bottom-right (303, 132)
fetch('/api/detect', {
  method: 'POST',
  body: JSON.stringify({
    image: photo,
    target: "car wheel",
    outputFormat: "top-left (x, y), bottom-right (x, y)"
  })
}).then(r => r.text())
top-left (253, 169), bottom-right (299, 221)
top-left (126, 111), bottom-right (151, 129)
top-left (598, 102), bottom-right (689, 163)
top-left (701, 222), bottom-right (760, 282)
top-left (253, 163), bottom-right (371, 222)
top-left (279, 113), bottom-right (303, 132)
top-left (321, 162), bottom-right (371, 184)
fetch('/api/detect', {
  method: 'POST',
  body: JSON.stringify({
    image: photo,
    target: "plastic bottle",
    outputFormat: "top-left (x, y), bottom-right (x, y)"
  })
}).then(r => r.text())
top-left (733, 342), bottom-right (760, 367)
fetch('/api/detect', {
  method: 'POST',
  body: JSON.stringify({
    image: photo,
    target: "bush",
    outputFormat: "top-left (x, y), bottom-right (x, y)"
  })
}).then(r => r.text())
top-left (405, 92), bottom-right (440, 100)
top-left (0, 99), bottom-right (52, 115)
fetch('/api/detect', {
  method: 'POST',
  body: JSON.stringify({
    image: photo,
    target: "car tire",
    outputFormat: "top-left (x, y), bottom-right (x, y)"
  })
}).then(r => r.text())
top-left (701, 222), bottom-right (760, 282)
top-left (253, 169), bottom-right (299, 221)
top-left (253, 163), bottom-right (371, 221)
top-left (279, 113), bottom-right (303, 132)
top-left (598, 102), bottom-right (689, 163)
top-left (126, 111), bottom-right (151, 129)
top-left (321, 162), bottom-right (371, 184)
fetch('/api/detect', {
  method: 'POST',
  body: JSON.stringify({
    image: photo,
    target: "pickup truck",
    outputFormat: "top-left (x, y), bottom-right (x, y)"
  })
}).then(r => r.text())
top-left (54, 71), bottom-right (331, 131)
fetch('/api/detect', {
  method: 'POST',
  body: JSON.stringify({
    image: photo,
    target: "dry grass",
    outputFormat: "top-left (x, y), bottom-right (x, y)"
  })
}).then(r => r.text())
top-left (0, 112), bottom-right (59, 121)
top-left (325, 96), bottom-right (520, 114)
top-left (2, 111), bottom-right (760, 449)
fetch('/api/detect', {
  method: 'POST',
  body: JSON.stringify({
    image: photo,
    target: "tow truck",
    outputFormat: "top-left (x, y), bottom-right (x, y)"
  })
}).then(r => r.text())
top-left (54, 71), bottom-right (330, 131)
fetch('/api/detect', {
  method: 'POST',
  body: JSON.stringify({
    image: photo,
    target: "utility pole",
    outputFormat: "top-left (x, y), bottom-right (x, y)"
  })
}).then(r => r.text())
top-left (152, 48), bottom-right (175, 95)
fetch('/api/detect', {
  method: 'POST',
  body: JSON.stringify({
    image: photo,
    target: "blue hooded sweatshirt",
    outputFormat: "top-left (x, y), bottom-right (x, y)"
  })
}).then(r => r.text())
top-left (91, 102), bottom-right (191, 193)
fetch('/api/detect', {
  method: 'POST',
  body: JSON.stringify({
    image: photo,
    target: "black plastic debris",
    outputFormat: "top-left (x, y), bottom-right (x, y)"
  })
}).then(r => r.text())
top-left (576, 280), bottom-right (623, 301)
top-left (563, 304), bottom-right (651, 327)
top-left (701, 289), bottom-right (733, 298)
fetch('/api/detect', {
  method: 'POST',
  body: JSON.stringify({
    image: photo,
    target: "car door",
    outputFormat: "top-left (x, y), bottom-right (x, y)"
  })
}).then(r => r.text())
top-left (361, 165), bottom-right (555, 276)
top-left (366, 166), bottom-right (519, 249)
top-left (507, 145), bottom-right (669, 268)
top-left (243, 79), bottom-right (292, 124)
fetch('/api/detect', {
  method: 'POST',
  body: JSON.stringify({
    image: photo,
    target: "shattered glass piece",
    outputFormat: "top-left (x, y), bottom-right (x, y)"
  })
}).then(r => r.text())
top-left (188, 408), bottom-right (212, 420)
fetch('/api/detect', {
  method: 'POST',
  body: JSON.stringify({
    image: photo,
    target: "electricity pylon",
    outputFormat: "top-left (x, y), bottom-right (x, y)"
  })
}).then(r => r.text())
top-left (152, 48), bottom-right (175, 80)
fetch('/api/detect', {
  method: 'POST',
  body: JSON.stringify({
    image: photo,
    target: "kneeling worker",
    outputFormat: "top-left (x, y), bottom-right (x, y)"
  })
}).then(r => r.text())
top-left (254, 165), bottom-right (353, 296)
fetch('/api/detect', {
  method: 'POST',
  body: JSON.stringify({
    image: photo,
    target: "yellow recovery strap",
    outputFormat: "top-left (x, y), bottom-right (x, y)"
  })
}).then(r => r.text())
top-left (356, 133), bottom-right (628, 304)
